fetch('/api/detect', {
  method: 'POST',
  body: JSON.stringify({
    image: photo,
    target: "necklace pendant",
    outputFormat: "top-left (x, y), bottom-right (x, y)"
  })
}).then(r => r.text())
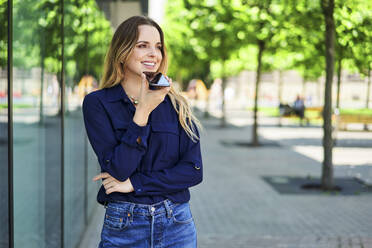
top-left (133, 99), bottom-right (139, 105)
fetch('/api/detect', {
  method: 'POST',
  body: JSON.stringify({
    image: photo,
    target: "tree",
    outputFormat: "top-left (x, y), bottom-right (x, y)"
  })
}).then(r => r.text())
top-left (235, 0), bottom-right (287, 145)
top-left (321, 0), bottom-right (335, 190)
top-left (64, 0), bottom-right (112, 84)
top-left (164, 0), bottom-right (212, 89)
top-left (176, 0), bottom-right (243, 127)
top-left (334, 1), bottom-right (360, 108)
top-left (349, 2), bottom-right (372, 110)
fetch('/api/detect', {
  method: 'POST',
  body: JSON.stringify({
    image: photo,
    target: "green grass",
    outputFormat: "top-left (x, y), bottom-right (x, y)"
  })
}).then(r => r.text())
top-left (246, 106), bottom-right (280, 116)
top-left (339, 108), bottom-right (372, 116)
top-left (0, 103), bottom-right (34, 109)
top-left (245, 106), bottom-right (371, 126)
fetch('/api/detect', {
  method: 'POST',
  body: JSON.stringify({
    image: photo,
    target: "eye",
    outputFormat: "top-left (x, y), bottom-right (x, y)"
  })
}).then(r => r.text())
top-left (157, 46), bottom-right (163, 50)
top-left (137, 44), bottom-right (146, 48)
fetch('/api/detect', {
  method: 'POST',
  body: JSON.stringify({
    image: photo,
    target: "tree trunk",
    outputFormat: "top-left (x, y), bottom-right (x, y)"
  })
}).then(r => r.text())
top-left (364, 67), bottom-right (371, 130)
top-left (278, 70), bottom-right (283, 127)
top-left (176, 71), bottom-right (183, 90)
top-left (252, 40), bottom-right (265, 146)
top-left (317, 78), bottom-right (322, 106)
top-left (39, 30), bottom-right (45, 125)
top-left (366, 67), bottom-right (371, 109)
top-left (204, 91), bottom-right (210, 119)
top-left (278, 70), bottom-right (283, 104)
top-left (220, 62), bottom-right (226, 127)
top-left (321, 0), bottom-right (335, 190)
top-left (336, 55), bottom-right (342, 108)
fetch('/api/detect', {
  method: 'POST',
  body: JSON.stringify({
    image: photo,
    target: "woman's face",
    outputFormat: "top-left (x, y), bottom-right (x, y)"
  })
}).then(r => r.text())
top-left (124, 25), bottom-right (163, 78)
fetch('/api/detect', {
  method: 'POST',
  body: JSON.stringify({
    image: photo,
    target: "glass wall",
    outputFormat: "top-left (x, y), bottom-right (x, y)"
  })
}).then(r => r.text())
top-left (0, 0), bottom-right (128, 245)
top-left (13, 0), bottom-right (62, 247)
top-left (0, 1), bottom-right (9, 247)
top-left (1, 0), bottom-right (113, 247)
top-left (63, 0), bottom-right (111, 247)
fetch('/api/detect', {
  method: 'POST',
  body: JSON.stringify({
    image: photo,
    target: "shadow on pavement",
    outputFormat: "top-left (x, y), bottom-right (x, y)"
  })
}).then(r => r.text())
top-left (262, 176), bottom-right (372, 196)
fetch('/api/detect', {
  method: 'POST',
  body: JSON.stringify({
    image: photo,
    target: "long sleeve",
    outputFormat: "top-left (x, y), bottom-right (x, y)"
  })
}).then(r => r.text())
top-left (129, 122), bottom-right (203, 195)
top-left (82, 93), bottom-right (150, 182)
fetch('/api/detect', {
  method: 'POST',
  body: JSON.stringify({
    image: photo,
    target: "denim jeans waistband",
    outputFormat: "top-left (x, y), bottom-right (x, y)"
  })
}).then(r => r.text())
top-left (105, 199), bottom-right (181, 217)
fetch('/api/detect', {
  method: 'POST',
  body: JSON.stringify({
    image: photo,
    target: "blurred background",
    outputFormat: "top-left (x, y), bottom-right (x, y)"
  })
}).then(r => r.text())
top-left (1, 0), bottom-right (371, 247)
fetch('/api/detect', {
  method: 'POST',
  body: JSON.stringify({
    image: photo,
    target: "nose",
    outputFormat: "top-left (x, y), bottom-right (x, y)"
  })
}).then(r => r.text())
top-left (147, 47), bottom-right (157, 57)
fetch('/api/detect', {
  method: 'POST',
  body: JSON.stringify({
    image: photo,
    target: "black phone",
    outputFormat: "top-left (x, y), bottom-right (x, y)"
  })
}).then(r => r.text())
top-left (143, 72), bottom-right (170, 90)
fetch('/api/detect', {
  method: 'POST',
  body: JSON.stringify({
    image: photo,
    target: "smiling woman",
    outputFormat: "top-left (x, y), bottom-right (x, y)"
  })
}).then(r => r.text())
top-left (82, 15), bottom-right (203, 248)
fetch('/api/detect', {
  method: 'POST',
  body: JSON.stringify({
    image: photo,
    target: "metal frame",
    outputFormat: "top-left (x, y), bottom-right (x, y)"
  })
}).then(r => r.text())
top-left (60, 0), bottom-right (65, 247)
top-left (7, 0), bottom-right (14, 247)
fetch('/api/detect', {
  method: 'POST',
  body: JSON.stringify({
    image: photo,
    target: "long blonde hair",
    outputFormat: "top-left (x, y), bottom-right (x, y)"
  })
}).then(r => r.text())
top-left (100, 16), bottom-right (202, 142)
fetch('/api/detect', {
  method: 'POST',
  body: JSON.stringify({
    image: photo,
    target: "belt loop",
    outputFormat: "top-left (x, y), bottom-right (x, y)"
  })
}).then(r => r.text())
top-left (164, 199), bottom-right (172, 219)
top-left (129, 203), bottom-right (135, 222)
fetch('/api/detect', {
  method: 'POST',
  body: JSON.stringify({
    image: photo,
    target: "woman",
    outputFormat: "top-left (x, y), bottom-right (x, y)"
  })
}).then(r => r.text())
top-left (82, 15), bottom-right (203, 248)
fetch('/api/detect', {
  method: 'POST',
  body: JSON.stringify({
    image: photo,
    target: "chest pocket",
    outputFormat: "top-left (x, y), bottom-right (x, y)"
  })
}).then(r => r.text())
top-left (111, 118), bottom-right (129, 141)
top-left (151, 123), bottom-right (180, 163)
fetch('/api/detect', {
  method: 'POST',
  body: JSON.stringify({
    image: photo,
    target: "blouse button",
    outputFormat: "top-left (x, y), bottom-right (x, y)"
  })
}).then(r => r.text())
top-left (194, 165), bottom-right (201, 170)
top-left (105, 160), bottom-right (110, 164)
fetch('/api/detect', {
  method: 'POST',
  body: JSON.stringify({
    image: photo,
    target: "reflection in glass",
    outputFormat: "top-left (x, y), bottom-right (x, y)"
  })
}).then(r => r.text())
top-left (0, 1), bottom-right (9, 247)
top-left (63, 0), bottom-right (111, 247)
top-left (13, 0), bottom-right (62, 247)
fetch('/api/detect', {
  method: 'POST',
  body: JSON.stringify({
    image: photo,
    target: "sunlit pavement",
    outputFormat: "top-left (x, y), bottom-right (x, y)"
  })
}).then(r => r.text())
top-left (79, 108), bottom-right (372, 248)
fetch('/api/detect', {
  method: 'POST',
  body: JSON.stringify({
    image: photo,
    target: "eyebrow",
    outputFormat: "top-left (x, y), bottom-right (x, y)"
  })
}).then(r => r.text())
top-left (136, 41), bottom-right (162, 45)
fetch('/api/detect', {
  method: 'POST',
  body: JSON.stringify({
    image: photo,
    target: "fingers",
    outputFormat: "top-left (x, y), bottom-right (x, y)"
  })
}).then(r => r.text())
top-left (106, 187), bottom-right (117, 195)
top-left (102, 177), bottom-right (115, 186)
top-left (103, 180), bottom-right (117, 194)
top-left (92, 172), bottom-right (110, 181)
top-left (93, 173), bottom-right (117, 194)
top-left (164, 75), bottom-right (173, 86)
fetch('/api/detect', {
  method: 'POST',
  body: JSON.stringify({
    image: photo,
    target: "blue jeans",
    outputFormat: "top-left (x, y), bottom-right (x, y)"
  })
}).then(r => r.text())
top-left (98, 199), bottom-right (197, 248)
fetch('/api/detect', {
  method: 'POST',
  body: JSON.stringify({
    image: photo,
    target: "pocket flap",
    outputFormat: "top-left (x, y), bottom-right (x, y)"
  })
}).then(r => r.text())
top-left (151, 123), bottom-right (179, 135)
top-left (111, 118), bottom-right (129, 130)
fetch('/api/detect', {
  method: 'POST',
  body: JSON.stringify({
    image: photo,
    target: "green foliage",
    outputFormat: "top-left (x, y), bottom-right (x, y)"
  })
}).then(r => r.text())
top-left (164, 0), bottom-right (244, 88)
top-left (10, 0), bottom-right (111, 85)
top-left (347, 1), bottom-right (372, 76)
top-left (64, 0), bottom-right (112, 84)
top-left (164, 0), bottom-right (371, 92)
top-left (0, 0), bottom-right (8, 67)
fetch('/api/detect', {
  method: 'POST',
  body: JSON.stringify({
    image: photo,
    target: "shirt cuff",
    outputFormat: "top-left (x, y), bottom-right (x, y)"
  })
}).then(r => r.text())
top-left (121, 120), bottom-right (150, 149)
top-left (129, 173), bottom-right (145, 196)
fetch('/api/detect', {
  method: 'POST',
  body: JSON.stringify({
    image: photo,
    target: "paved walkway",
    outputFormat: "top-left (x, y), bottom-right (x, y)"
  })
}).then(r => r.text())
top-left (79, 109), bottom-right (372, 248)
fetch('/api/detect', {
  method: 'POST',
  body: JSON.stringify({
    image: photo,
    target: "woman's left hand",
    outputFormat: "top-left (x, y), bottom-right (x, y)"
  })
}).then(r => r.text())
top-left (93, 172), bottom-right (134, 194)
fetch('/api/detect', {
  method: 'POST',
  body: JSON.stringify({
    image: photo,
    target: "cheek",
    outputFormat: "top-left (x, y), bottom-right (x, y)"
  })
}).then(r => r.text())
top-left (158, 52), bottom-right (163, 61)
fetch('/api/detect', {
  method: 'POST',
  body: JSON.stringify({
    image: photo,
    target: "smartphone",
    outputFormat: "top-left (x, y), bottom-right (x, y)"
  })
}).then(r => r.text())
top-left (143, 72), bottom-right (170, 90)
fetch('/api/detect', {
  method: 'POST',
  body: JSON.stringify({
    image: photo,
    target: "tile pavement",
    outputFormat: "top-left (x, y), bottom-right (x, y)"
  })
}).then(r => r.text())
top-left (79, 110), bottom-right (372, 248)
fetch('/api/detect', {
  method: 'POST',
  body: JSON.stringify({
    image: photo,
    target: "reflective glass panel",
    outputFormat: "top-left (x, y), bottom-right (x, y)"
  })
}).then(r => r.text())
top-left (13, 0), bottom-right (62, 247)
top-left (63, 0), bottom-right (111, 247)
top-left (0, 1), bottom-right (9, 247)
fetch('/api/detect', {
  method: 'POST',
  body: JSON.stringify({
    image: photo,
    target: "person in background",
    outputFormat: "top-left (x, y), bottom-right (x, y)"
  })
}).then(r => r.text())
top-left (82, 15), bottom-right (203, 248)
top-left (293, 95), bottom-right (306, 126)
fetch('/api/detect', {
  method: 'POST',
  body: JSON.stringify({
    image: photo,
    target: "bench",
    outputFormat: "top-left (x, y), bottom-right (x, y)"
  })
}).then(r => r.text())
top-left (335, 113), bottom-right (372, 131)
top-left (278, 105), bottom-right (371, 131)
top-left (278, 105), bottom-right (323, 126)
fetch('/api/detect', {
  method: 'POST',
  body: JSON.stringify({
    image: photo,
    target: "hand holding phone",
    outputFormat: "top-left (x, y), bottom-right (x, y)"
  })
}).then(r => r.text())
top-left (143, 72), bottom-right (170, 90)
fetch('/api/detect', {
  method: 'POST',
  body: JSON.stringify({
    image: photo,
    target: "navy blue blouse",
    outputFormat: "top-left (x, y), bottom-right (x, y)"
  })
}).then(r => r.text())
top-left (82, 84), bottom-right (203, 205)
